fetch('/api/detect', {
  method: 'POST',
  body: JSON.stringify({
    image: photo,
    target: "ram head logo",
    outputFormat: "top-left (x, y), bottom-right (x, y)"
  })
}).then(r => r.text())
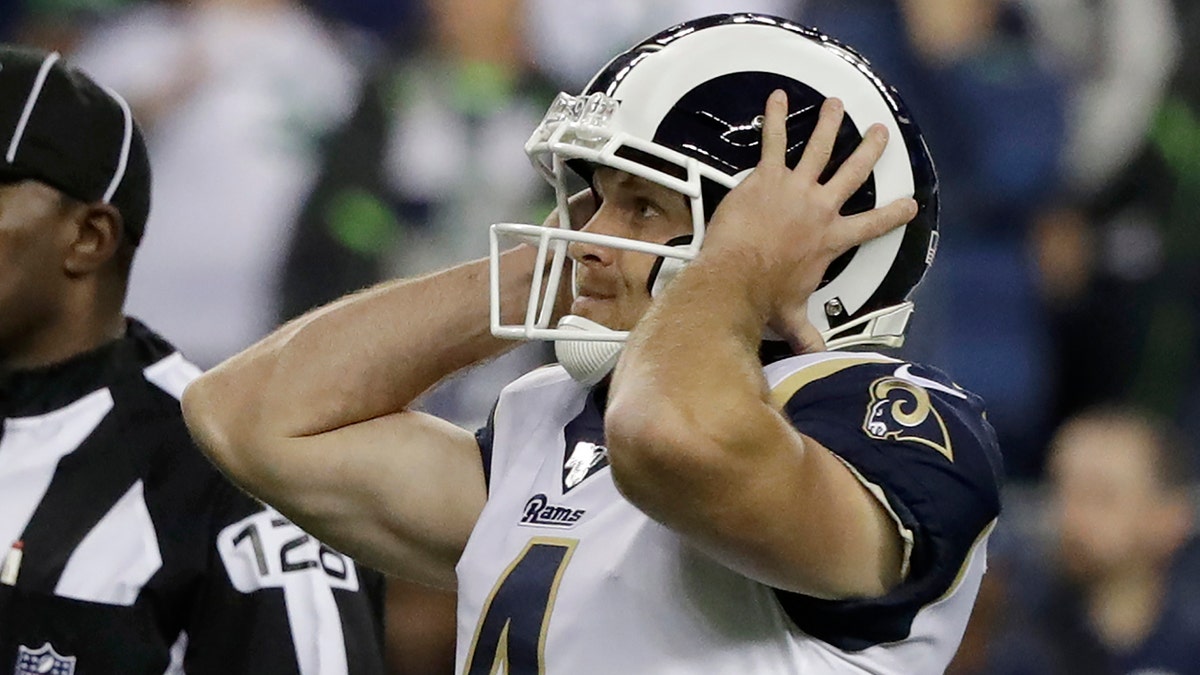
top-left (863, 377), bottom-right (953, 462)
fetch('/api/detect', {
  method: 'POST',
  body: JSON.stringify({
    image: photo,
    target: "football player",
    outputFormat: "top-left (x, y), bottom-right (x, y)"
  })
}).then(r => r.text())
top-left (185, 14), bottom-right (1003, 674)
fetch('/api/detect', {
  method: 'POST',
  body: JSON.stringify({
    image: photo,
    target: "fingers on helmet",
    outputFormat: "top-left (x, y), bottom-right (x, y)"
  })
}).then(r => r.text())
top-left (758, 89), bottom-right (791, 167)
top-left (795, 97), bottom-right (844, 180)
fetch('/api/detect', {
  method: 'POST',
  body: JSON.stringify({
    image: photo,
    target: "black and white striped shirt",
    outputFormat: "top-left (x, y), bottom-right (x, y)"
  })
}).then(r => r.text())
top-left (0, 320), bottom-right (386, 674)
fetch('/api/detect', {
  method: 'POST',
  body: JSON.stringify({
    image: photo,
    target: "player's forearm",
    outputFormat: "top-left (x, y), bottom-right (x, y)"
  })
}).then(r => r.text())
top-left (608, 246), bottom-right (777, 460)
top-left (185, 247), bottom-right (539, 442)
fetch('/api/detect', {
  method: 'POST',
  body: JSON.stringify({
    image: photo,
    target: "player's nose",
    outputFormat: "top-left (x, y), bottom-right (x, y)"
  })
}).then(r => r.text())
top-left (568, 207), bottom-right (621, 267)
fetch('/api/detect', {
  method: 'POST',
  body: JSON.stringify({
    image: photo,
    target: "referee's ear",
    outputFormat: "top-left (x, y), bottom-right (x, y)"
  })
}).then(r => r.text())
top-left (62, 198), bottom-right (124, 278)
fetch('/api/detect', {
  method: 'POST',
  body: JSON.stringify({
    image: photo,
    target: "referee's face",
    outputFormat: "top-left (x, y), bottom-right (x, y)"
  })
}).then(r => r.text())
top-left (0, 179), bottom-right (76, 364)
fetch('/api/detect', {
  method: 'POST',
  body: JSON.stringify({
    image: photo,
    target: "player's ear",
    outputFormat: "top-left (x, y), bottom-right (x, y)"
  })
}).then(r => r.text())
top-left (63, 201), bottom-right (124, 277)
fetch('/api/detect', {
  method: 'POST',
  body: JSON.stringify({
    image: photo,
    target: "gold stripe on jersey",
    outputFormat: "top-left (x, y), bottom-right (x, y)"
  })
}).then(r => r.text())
top-left (936, 518), bottom-right (997, 603)
top-left (769, 354), bottom-right (898, 409)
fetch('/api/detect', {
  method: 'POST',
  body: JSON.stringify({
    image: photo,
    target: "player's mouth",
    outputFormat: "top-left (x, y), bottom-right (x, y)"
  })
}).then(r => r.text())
top-left (571, 287), bottom-right (616, 315)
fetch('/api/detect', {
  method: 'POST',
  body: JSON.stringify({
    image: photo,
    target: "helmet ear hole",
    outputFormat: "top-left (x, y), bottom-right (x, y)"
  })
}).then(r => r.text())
top-left (700, 179), bottom-right (729, 221)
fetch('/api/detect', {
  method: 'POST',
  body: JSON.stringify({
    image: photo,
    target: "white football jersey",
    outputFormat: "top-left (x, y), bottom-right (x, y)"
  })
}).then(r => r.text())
top-left (456, 351), bottom-right (1002, 674)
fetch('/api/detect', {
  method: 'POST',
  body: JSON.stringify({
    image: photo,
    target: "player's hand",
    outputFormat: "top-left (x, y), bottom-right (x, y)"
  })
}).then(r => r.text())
top-left (542, 188), bottom-right (598, 231)
top-left (703, 90), bottom-right (918, 349)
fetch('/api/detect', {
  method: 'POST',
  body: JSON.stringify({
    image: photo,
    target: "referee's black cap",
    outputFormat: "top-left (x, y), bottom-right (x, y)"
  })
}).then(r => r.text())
top-left (0, 45), bottom-right (151, 246)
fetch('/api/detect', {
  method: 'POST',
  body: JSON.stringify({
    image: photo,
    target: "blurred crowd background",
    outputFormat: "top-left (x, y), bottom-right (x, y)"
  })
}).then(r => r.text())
top-left (4, 0), bottom-right (1199, 672)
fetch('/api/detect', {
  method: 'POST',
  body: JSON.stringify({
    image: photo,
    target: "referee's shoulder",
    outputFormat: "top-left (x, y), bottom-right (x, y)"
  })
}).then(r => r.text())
top-left (124, 321), bottom-right (201, 403)
top-left (120, 321), bottom-right (225, 474)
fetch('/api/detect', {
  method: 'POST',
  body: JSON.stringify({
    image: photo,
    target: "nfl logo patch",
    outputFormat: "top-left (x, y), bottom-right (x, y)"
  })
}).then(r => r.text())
top-left (15, 643), bottom-right (76, 675)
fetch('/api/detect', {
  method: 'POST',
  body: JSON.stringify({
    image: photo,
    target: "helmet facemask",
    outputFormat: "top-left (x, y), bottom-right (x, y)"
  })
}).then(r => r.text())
top-left (489, 92), bottom-right (730, 385)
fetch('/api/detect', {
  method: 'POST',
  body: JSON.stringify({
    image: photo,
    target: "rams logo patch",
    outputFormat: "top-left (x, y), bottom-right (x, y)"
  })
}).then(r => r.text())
top-left (863, 377), bottom-right (954, 461)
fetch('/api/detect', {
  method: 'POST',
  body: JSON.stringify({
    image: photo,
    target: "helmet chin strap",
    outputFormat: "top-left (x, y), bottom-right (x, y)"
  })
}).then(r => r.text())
top-left (554, 301), bottom-right (915, 385)
top-left (554, 315), bottom-right (624, 386)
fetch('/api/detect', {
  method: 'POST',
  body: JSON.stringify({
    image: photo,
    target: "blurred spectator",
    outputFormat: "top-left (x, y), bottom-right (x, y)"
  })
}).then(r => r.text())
top-left (69, 0), bottom-right (362, 368)
top-left (1022, 0), bottom-right (1178, 198)
top-left (1023, 0), bottom-right (1179, 420)
top-left (523, 0), bottom-right (798, 91)
top-left (802, 0), bottom-right (1068, 478)
top-left (1028, 0), bottom-right (1200, 456)
top-left (3, 0), bottom-right (138, 52)
top-left (279, 0), bottom-right (554, 430)
top-left (9, 0), bottom-right (419, 53)
top-left (302, 0), bottom-right (420, 43)
top-left (966, 407), bottom-right (1200, 674)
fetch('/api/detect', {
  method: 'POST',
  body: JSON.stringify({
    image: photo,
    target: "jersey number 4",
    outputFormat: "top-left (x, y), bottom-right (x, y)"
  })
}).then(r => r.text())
top-left (463, 537), bottom-right (577, 674)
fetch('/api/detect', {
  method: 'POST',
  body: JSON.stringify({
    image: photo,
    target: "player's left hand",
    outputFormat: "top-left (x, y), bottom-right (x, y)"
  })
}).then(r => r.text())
top-left (702, 90), bottom-right (917, 348)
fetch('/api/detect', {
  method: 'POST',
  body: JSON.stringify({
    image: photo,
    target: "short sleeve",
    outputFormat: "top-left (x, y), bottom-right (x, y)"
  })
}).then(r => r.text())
top-left (767, 356), bottom-right (1004, 651)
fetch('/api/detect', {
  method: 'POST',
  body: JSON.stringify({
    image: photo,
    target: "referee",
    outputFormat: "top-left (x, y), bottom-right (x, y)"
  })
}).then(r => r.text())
top-left (0, 46), bottom-right (387, 674)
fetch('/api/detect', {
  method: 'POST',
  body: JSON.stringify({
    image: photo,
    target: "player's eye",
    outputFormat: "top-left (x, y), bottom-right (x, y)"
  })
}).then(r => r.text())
top-left (635, 198), bottom-right (660, 220)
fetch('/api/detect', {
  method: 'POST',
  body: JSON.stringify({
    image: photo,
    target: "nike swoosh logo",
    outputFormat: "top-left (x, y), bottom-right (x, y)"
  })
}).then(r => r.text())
top-left (894, 364), bottom-right (968, 399)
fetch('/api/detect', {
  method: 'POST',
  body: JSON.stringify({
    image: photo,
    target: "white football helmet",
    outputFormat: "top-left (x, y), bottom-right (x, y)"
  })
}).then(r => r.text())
top-left (489, 13), bottom-right (940, 385)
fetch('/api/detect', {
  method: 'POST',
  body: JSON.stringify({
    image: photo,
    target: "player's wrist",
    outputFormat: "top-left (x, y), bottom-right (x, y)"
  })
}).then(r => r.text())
top-left (676, 241), bottom-right (774, 337)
